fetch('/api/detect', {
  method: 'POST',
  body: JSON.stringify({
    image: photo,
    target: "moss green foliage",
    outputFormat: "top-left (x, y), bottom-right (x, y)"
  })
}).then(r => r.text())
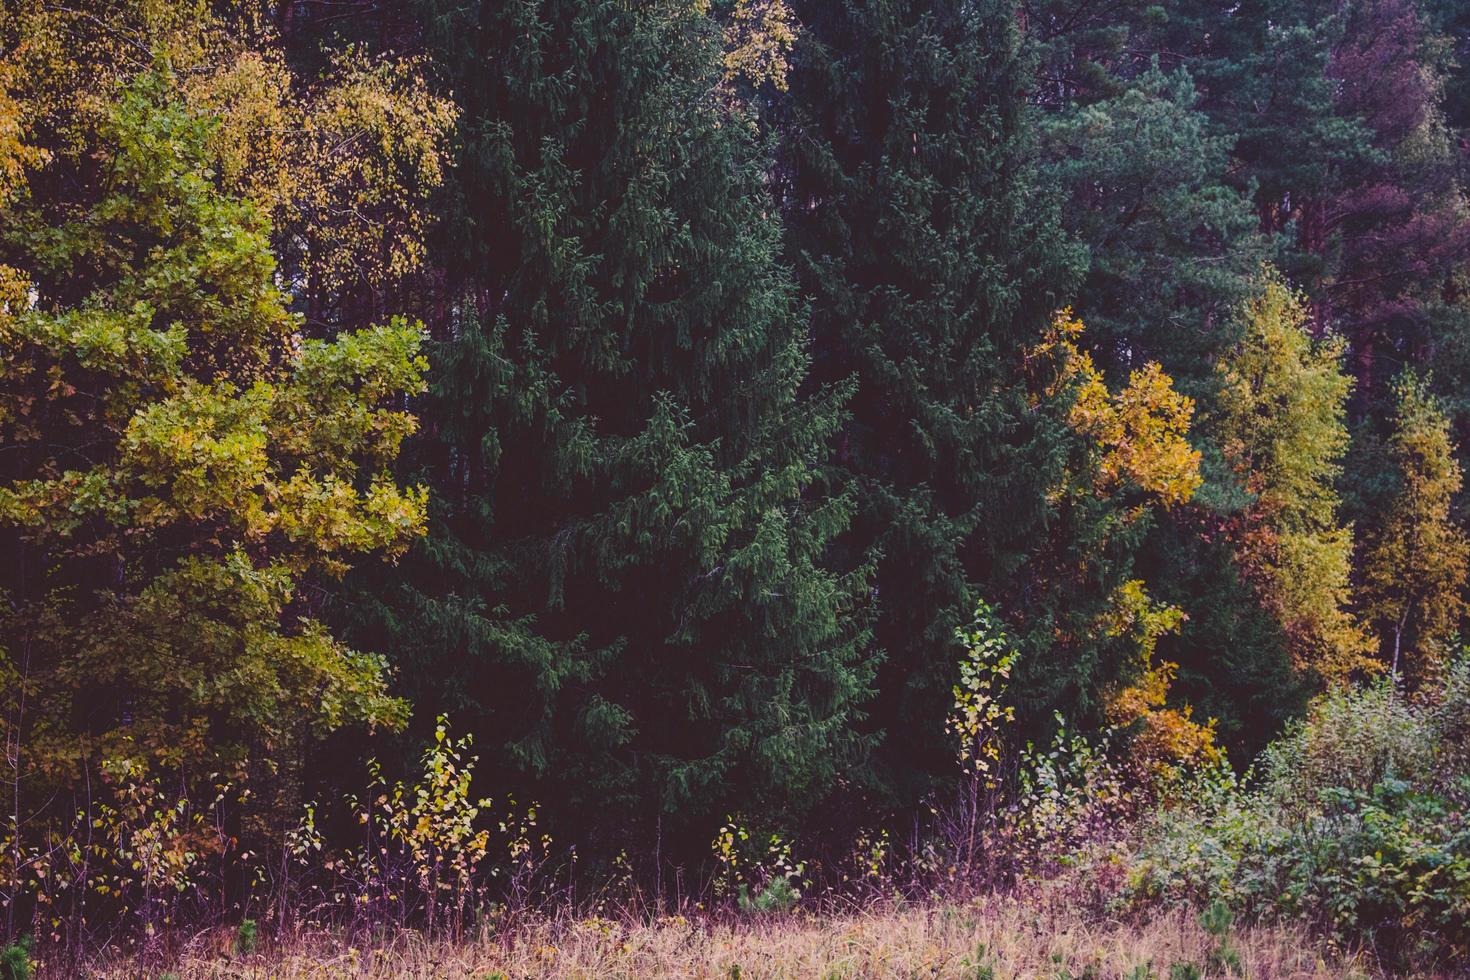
top-left (0, 936), bottom-right (30, 980)
top-left (234, 919), bottom-right (257, 957)
top-left (0, 63), bottom-right (425, 805)
top-left (737, 876), bottom-right (801, 915)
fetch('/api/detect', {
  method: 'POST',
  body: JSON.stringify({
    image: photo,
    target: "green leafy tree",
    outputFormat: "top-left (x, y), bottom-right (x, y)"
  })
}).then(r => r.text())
top-left (354, 0), bottom-right (873, 859)
top-left (1362, 374), bottom-right (1470, 683)
top-left (0, 68), bottom-right (425, 809)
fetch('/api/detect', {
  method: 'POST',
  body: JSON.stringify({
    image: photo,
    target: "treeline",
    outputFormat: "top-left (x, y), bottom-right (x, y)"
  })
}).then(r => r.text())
top-left (3, 0), bottom-right (1470, 925)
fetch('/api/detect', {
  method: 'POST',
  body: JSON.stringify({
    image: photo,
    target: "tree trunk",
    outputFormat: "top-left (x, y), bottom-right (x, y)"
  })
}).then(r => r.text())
top-left (1391, 613), bottom-right (1406, 682)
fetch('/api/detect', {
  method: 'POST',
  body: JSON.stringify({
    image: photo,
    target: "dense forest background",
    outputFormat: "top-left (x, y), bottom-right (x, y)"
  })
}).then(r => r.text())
top-left (5, 0), bottom-right (1470, 968)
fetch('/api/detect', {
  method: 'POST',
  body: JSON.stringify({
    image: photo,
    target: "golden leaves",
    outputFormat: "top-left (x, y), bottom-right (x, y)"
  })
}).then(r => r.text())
top-left (1100, 580), bottom-right (1221, 775)
top-left (1041, 309), bottom-right (1202, 508)
top-left (2, 0), bottom-right (458, 310)
top-left (721, 0), bottom-right (800, 93)
top-left (1361, 375), bottom-right (1470, 682)
top-left (0, 54), bottom-right (432, 790)
top-left (1216, 276), bottom-right (1373, 685)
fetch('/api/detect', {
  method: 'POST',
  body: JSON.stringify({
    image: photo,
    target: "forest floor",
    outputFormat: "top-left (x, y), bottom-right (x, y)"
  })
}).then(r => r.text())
top-left (73, 894), bottom-right (1386, 979)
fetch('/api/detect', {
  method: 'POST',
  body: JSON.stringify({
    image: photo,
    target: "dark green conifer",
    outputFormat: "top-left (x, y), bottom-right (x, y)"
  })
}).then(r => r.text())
top-left (773, 0), bottom-right (1085, 800)
top-left (352, 0), bottom-right (873, 858)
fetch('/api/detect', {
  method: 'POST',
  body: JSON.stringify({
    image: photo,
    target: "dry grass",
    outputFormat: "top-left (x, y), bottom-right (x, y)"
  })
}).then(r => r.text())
top-left (65, 895), bottom-right (1389, 979)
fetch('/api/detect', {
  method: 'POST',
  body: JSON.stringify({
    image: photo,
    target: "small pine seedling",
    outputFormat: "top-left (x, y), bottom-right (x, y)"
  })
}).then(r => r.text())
top-left (234, 918), bottom-right (258, 956)
top-left (1, 936), bottom-right (33, 980)
top-left (963, 942), bottom-right (995, 980)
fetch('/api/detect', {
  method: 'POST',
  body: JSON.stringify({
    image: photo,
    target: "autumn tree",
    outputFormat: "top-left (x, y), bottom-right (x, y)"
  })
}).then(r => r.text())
top-left (1362, 374), bottom-right (1470, 683)
top-left (1034, 313), bottom-right (1215, 775)
top-left (0, 60), bottom-right (429, 820)
top-left (0, 0), bottom-right (456, 329)
top-left (1215, 277), bottom-right (1373, 686)
top-left (0, 0), bottom-right (453, 854)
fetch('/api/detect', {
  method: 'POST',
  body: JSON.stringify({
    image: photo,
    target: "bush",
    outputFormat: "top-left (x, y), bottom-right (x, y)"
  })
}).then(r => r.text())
top-left (737, 877), bottom-right (802, 915)
top-left (1127, 671), bottom-right (1470, 967)
top-left (235, 918), bottom-right (258, 956)
top-left (1259, 681), bottom-right (1434, 810)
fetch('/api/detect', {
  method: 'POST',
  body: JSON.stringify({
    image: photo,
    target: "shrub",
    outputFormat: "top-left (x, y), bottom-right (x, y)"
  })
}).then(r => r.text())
top-left (712, 818), bottom-right (806, 909)
top-left (1258, 681), bottom-right (1433, 810)
top-left (1429, 658), bottom-right (1470, 780)
top-left (1127, 672), bottom-right (1470, 967)
top-left (737, 876), bottom-right (801, 915)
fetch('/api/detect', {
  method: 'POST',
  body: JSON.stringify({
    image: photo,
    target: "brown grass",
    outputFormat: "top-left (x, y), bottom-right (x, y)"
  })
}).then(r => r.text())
top-left (63, 894), bottom-right (1389, 979)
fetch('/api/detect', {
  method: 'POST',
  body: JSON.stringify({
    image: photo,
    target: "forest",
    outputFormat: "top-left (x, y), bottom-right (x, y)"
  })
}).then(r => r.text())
top-left (2, 0), bottom-right (1470, 976)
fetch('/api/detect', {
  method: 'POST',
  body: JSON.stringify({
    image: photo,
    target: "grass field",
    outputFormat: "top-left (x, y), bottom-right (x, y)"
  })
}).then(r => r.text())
top-left (70, 894), bottom-right (1380, 979)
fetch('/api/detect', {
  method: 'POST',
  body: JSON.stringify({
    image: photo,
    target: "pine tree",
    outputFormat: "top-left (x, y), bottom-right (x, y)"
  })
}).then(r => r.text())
top-left (1321, 0), bottom-right (1470, 412)
top-left (353, 0), bottom-right (873, 859)
top-left (772, 0), bottom-right (1084, 799)
top-left (1037, 66), bottom-right (1263, 393)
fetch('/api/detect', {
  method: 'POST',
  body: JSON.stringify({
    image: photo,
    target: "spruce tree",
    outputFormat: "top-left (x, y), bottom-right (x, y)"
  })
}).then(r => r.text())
top-left (352, 0), bottom-right (872, 859)
top-left (772, 0), bottom-right (1083, 800)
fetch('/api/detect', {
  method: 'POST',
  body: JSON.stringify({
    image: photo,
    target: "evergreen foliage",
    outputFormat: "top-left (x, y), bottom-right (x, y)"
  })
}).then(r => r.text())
top-left (772, 0), bottom-right (1086, 800)
top-left (352, 0), bottom-right (873, 859)
top-left (1038, 65), bottom-right (1262, 392)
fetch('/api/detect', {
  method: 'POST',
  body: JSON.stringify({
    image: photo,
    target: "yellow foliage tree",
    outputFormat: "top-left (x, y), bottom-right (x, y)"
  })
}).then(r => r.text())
top-left (1362, 374), bottom-right (1470, 684)
top-left (1037, 312), bottom-right (1216, 774)
top-left (1215, 276), bottom-right (1374, 685)
top-left (0, 1), bottom-right (452, 861)
top-left (1043, 310), bottom-right (1202, 509)
top-left (0, 0), bottom-right (455, 320)
top-left (715, 0), bottom-right (799, 93)
top-left (1100, 581), bottom-right (1221, 775)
